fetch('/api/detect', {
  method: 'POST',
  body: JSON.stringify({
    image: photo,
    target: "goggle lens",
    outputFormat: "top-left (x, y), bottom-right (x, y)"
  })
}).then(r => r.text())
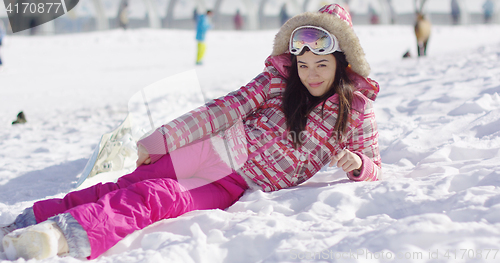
top-left (289, 26), bottom-right (339, 55)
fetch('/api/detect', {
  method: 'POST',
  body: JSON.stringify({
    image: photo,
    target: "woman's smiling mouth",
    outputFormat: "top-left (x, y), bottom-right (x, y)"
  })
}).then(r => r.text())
top-left (308, 81), bottom-right (324, 88)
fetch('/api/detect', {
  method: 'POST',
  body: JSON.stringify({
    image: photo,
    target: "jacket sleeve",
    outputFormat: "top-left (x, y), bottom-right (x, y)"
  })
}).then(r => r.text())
top-left (345, 98), bottom-right (381, 182)
top-left (138, 70), bottom-right (273, 164)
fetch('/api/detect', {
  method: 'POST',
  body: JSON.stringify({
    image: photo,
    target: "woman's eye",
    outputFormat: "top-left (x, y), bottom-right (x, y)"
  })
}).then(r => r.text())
top-left (299, 65), bottom-right (308, 68)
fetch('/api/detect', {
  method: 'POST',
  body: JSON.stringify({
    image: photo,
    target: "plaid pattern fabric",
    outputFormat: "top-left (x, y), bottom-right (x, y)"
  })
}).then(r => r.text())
top-left (319, 4), bottom-right (353, 28)
top-left (138, 56), bottom-right (381, 192)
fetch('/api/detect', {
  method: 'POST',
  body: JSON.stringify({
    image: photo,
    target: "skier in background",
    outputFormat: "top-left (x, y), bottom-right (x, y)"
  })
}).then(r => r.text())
top-left (388, 0), bottom-right (396, 24)
top-left (234, 9), bottom-right (243, 30)
top-left (118, 1), bottom-right (129, 30)
top-left (451, 0), bottom-right (460, 25)
top-left (196, 10), bottom-right (213, 65)
top-left (279, 4), bottom-right (289, 26)
top-left (483, 0), bottom-right (494, 24)
top-left (193, 8), bottom-right (198, 22)
top-left (369, 3), bottom-right (380, 24)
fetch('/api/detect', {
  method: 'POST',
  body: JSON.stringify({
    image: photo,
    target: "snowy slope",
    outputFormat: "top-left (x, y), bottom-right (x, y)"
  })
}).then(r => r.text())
top-left (1, 25), bottom-right (500, 262)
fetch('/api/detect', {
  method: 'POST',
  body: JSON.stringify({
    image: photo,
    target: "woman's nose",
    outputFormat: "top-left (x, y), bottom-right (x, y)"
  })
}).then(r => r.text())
top-left (308, 68), bottom-right (318, 78)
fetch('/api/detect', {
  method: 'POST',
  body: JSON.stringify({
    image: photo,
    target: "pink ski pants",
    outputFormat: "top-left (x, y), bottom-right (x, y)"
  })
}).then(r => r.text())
top-left (32, 139), bottom-right (248, 259)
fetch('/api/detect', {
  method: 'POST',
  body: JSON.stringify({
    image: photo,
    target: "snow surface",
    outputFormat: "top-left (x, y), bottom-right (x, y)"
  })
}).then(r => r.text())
top-left (1, 24), bottom-right (500, 262)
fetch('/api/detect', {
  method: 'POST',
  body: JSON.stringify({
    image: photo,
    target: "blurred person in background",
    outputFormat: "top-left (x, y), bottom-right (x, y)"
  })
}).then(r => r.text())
top-left (118, 1), bottom-right (129, 30)
top-left (196, 10), bottom-right (213, 65)
top-left (451, 0), bottom-right (460, 25)
top-left (388, 0), bottom-right (396, 24)
top-left (193, 8), bottom-right (198, 22)
top-left (280, 3), bottom-right (289, 25)
top-left (0, 20), bottom-right (5, 67)
top-left (234, 9), bottom-right (243, 30)
top-left (483, 0), bottom-right (494, 24)
top-left (369, 3), bottom-right (380, 24)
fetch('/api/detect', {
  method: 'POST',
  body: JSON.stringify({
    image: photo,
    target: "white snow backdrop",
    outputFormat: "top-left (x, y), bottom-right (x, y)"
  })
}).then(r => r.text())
top-left (1, 23), bottom-right (500, 262)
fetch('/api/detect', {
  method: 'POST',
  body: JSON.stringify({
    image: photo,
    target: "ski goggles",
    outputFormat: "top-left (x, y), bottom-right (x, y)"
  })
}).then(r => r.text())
top-left (289, 26), bottom-right (341, 55)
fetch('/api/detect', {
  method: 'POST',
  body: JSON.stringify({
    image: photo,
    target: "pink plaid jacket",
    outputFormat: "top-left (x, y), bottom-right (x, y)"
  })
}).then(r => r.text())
top-left (138, 54), bottom-right (381, 192)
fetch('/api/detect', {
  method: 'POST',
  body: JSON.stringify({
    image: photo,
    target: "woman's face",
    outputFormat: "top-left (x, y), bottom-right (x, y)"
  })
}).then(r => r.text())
top-left (297, 51), bottom-right (337, 97)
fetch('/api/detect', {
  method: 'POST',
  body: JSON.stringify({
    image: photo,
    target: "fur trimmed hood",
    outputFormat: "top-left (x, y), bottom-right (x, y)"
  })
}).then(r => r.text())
top-left (271, 4), bottom-right (371, 77)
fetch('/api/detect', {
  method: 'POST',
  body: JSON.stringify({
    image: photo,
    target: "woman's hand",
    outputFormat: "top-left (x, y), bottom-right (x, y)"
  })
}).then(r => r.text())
top-left (330, 148), bottom-right (362, 173)
top-left (136, 144), bottom-right (151, 167)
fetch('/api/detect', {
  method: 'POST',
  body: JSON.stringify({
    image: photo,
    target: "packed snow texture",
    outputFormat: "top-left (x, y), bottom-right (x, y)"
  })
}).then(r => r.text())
top-left (1, 24), bottom-right (500, 262)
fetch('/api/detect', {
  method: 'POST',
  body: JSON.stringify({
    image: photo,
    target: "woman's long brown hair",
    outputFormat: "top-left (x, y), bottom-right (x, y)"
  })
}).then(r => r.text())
top-left (283, 49), bottom-right (353, 148)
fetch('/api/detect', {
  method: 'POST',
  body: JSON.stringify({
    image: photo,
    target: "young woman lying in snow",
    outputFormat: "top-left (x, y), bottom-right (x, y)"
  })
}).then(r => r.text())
top-left (1, 4), bottom-right (381, 260)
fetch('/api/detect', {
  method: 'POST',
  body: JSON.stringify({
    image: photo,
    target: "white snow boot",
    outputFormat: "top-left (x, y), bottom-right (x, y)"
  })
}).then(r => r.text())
top-left (0, 222), bottom-right (17, 252)
top-left (2, 221), bottom-right (69, 260)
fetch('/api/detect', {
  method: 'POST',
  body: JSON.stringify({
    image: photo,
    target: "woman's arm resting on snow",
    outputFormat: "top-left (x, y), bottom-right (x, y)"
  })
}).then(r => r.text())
top-left (344, 98), bottom-right (381, 181)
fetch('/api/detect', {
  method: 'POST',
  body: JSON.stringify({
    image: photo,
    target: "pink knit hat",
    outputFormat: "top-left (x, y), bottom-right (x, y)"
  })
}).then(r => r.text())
top-left (272, 4), bottom-right (370, 77)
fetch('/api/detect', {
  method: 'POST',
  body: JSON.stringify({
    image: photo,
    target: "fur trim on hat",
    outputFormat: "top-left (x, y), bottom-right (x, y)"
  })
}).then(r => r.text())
top-left (271, 12), bottom-right (371, 77)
